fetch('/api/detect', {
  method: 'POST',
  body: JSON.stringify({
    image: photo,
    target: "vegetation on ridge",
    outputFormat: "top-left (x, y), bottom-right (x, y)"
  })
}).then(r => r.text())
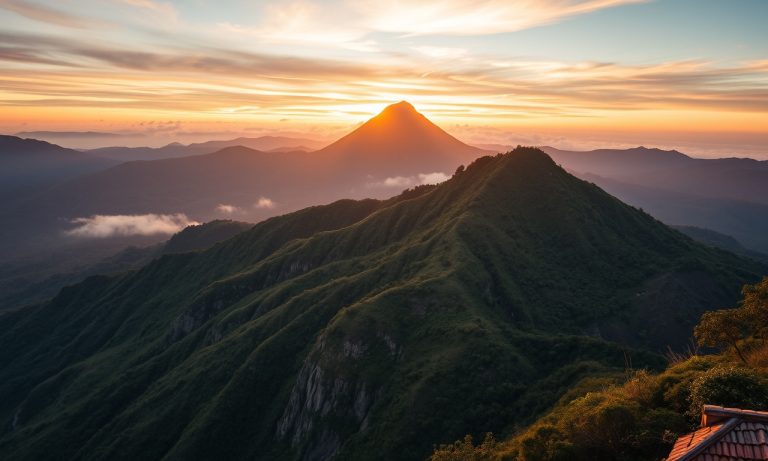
top-left (0, 148), bottom-right (764, 461)
top-left (431, 277), bottom-right (768, 461)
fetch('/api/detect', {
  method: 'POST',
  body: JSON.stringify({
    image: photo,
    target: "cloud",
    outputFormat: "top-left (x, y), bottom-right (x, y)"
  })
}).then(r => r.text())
top-left (1, 28), bottom-right (765, 119)
top-left (364, 0), bottom-right (648, 36)
top-left (119, 0), bottom-right (178, 22)
top-left (411, 46), bottom-right (467, 59)
top-left (0, 0), bottom-right (99, 28)
top-left (66, 213), bottom-right (198, 238)
top-left (383, 176), bottom-right (413, 187)
top-left (235, 0), bottom-right (645, 43)
top-left (372, 172), bottom-right (450, 188)
top-left (216, 204), bottom-right (238, 214)
top-left (254, 197), bottom-right (275, 209)
top-left (418, 172), bottom-right (450, 184)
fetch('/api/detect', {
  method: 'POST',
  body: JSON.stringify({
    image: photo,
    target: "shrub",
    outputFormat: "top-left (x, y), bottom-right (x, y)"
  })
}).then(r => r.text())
top-left (688, 365), bottom-right (768, 418)
top-left (430, 433), bottom-right (498, 461)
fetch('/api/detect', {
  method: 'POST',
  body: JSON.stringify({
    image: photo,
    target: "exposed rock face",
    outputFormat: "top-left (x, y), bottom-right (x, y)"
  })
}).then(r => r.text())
top-left (277, 338), bottom-right (377, 461)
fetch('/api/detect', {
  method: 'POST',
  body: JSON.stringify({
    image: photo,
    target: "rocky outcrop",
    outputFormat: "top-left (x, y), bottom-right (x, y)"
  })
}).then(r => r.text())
top-left (276, 336), bottom-right (383, 461)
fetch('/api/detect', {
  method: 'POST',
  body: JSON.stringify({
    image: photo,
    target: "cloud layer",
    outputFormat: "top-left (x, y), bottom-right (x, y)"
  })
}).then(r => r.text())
top-left (66, 213), bottom-right (198, 238)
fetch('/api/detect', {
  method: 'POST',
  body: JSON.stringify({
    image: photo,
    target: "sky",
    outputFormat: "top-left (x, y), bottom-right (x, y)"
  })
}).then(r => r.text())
top-left (0, 0), bottom-right (767, 157)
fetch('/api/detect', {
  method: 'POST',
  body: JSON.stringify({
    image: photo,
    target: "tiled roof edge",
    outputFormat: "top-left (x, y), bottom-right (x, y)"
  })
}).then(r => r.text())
top-left (703, 405), bottom-right (768, 423)
top-left (675, 417), bottom-right (741, 461)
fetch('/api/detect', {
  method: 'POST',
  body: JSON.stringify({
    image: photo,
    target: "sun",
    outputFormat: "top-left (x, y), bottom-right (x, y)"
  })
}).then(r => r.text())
top-left (323, 101), bottom-right (399, 121)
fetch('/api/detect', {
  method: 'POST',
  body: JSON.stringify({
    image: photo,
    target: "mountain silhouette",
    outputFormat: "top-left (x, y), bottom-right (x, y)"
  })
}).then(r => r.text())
top-left (316, 101), bottom-right (486, 176)
top-left (0, 148), bottom-right (762, 461)
top-left (0, 135), bottom-right (116, 193)
top-left (543, 146), bottom-right (768, 205)
top-left (87, 136), bottom-right (324, 161)
top-left (542, 146), bottom-right (768, 252)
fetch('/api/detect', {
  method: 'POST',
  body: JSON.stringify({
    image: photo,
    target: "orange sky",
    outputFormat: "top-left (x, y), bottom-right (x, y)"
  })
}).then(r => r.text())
top-left (1, 0), bottom-right (766, 157)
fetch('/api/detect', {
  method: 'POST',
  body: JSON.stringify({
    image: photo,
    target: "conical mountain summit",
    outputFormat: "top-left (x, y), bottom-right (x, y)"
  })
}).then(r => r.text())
top-left (317, 101), bottom-right (487, 176)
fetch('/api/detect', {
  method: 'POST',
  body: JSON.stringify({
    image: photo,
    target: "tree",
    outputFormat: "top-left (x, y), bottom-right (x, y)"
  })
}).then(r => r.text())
top-left (694, 309), bottom-right (748, 363)
top-left (694, 276), bottom-right (768, 364)
top-left (740, 277), bottom-right (768, 341)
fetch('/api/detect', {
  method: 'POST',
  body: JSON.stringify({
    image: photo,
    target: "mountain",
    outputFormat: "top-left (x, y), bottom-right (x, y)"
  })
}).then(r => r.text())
top-left (578, 172), bottom-right (768, 253)
top-left (0, 220), bottom-right (253, 311)
top-left (541, 146), bottom-right (768, 252)
top-left (542, 146), bottom-right (768, 205)
top-left (672, 225), bottom-right (768, 264)
top-left (161, 219), bottom-right (253, 254)
top-left (315, 101), bottom-right (487, 178)
top-left (86, 136), bottom-right (325, 161)
top-left (0, 102), bottom-right (487, 262)
top-left (0, 135), bottom-right (117, 193)
top-left (0, 148), bottom-right (763, 461)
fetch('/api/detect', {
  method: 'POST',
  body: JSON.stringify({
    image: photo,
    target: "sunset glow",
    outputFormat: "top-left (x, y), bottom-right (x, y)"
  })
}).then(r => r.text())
top-left (1, 0), bottom-right (767, 156)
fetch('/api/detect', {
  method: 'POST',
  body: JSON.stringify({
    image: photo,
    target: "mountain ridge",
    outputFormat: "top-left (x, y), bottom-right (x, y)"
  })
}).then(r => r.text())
top-left (0, 147), bottom-right (762, 461)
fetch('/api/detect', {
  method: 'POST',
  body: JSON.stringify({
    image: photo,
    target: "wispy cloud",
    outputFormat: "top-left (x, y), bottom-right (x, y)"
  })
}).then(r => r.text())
top-left (119, 0), bottom-right (177, 23)
top-left (2, 35), bottom-right (764, 119)
top-left (66, 213), bottom-right (198, 238)
top-left (411, 46), bottom-right (467, 60)
top-left (363, 0), bottom-right (649, 36)
top-left (0, 0), bottom-right (99, 28)
top-left (233, 0), bottom-right (647, 43)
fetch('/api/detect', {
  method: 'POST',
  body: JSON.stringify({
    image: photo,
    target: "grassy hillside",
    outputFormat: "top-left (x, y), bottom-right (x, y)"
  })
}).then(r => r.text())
top-left (432, 277), bottom-right (768, 461)
top-left (0, 148), bottom-right (763, 461)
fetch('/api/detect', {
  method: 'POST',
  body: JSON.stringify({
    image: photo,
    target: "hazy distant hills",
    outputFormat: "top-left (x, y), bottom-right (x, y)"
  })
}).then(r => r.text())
top-left (672, 225), bottom-right (768, 264)
top-left (0, 135), bottom-right (117, 192)
top-left (542, 146), bottom-right (768, 252)
top-left (0, 220), bottom-right (253, 311)
top-left (86, 136), bottom-right (325, 161)
top-left (0, 148), bottom-right (761, 461)
top-left (543, 146), bottom-right (768, 204)
top-left (578, 172), bottom-right (768, 254)
top-left (0, 102), bottom-right (488, 262)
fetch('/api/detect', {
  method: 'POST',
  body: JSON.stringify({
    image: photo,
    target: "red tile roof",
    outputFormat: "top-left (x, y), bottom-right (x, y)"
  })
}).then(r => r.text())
top-left (668, 406), bottom-right (768, 461)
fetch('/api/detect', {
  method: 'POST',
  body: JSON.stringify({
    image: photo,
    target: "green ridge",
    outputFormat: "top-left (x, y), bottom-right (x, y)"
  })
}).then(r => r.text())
top-left (0, 148), bottom-right (763, 461)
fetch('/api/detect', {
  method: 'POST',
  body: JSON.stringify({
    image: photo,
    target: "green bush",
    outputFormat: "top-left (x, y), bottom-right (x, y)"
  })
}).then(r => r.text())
top-left (688, 365), bottom-right (768, 418)
top-left (430, 433), bottom-right (498, 461)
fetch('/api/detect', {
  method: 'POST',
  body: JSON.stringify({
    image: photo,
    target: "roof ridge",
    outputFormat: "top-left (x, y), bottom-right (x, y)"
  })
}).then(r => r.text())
top-left (675, 418), bottom-right (742, 461)
top-left (703, 405), bottom-right (768, 424)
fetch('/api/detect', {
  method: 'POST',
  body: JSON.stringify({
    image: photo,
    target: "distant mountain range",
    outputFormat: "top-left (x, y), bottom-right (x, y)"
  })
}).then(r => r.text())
top-left (3, 103), bottom-right (768, 291)
top-left (0, 102), bottom-right (488, 263)
top-left (0, 135), bottom-right (117, 192)
top-left (543, 146), bottom-right (768, 205)
top-left (86, 136), bottom-right (325, 161)
top-left (541, 146), bottom-right (768, 252)
top-left (0, 147), bottom-right (762, 461)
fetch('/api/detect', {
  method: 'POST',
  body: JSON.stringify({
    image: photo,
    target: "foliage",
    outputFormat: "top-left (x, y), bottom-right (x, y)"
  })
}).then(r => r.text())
top-left (695, 276), bottom-right (768, 364)
top-left (688, 365), bottom-right (768, 418)
top-left (433, 277), bottom-right (768, 461)
top-left (430, 434), bottom-right (498, 461)
top-left (0, 148), bottom-right (763, 461)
